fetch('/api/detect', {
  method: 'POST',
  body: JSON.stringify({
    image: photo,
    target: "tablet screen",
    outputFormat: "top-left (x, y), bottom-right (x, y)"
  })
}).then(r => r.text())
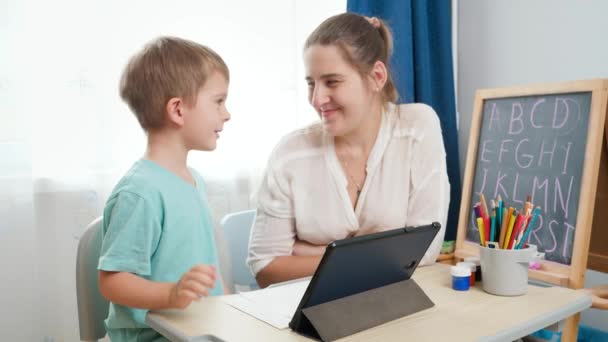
top-left (289, 222), bottom-right (440, 331)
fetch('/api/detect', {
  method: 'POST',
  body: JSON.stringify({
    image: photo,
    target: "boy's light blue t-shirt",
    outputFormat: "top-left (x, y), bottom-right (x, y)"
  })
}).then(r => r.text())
top-left (98, 159), bottom-right (223, 341)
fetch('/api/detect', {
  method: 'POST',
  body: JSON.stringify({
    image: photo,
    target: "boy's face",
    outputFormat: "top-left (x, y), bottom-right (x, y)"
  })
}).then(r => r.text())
top-left (182, 71), bottom-right (230, 151)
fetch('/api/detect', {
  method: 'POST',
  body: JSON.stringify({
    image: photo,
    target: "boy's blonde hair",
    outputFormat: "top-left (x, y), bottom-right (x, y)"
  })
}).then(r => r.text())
top-left (120, 36), bottom-right (229, 131)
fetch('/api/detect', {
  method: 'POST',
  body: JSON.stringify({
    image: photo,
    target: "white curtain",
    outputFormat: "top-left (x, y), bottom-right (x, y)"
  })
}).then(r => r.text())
top-left (0, 1), bottom-right (343, 340)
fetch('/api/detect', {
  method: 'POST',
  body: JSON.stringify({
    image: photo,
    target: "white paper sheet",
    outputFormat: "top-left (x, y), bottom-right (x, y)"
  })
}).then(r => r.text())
top-left (220, 278), bottom-right (311, 329)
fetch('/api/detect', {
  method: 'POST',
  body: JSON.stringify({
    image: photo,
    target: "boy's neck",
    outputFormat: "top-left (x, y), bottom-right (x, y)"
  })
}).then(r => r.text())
top-left (144, 130), bottom-right (194, 185)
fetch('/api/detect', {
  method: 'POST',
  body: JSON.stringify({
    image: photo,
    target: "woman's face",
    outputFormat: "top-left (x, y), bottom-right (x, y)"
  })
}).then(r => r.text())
top-left (304, 44), bottom-right (377, 137)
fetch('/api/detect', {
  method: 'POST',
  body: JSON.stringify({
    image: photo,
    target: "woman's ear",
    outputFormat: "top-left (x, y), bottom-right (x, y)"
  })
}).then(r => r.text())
top-left (165, 97), bottom-right (185, 127)
top-left (369, 61), bottom-right (388, 92)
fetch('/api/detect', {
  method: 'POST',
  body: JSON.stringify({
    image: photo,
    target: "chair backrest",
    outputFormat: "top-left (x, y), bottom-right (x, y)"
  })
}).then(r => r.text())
top-left (76, 217), bottom-right (109, 341)
top-left (221, 209), bottom-right (258, 291)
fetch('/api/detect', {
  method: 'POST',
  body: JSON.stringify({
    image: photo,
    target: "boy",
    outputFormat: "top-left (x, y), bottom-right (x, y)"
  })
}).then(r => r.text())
top-left (98, 36), bottom-right (231, 341)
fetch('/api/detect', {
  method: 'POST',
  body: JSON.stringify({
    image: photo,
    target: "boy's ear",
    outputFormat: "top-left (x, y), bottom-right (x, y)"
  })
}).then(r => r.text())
top-left (166, 97), bottom-right (185, 127)
top-left (369, 60), bottom-right (388, 92)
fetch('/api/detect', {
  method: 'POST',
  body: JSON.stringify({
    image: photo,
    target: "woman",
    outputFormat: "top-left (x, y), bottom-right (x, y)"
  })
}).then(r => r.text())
top-left (248, 13), bottom-right (450, 287)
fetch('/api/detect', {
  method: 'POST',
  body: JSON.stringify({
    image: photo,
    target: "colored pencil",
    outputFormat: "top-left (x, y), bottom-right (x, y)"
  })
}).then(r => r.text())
top-left (507, 214), bottom-right (524, 249)
top-left (490, 208), bottom-right (496, 242)
top-left (499, 207), bottom-right (513, 248)
top-left (477, 217), bottom-right (486, 247)
top-left (503, 210), bottom-right (518, 249)
top-left (516, 207), bottom-right (541, 249)
top-left (480, 193), bottom-right (489, 218)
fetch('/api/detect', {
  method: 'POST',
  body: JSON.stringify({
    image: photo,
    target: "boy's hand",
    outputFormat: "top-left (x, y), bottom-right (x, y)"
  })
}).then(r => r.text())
top-left (169, 265), bottom-right (217, 309)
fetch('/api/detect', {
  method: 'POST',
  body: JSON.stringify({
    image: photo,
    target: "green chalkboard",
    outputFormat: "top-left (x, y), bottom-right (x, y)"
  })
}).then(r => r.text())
top-left (465, 93), bottom-right (592, 265)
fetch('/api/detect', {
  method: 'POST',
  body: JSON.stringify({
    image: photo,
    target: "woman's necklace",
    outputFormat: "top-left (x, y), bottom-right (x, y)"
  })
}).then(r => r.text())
top-left (339, 156), bottom-right (365, 198)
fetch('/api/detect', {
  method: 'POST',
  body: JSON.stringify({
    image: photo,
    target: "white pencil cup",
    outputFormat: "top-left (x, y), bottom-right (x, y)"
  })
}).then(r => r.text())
top-left (479, 244), bottom-right (544, 296)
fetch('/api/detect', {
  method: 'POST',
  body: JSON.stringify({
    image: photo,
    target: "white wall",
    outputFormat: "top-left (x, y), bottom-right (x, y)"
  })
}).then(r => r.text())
top-left (457, 0), bottom-right (608, 331)
top-left (0, 1), bottom-right (344, 341)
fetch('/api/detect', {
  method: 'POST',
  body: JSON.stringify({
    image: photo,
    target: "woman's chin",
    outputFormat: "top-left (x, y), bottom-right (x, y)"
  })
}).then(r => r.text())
top-left (322, 123), bottom-right (343, 137)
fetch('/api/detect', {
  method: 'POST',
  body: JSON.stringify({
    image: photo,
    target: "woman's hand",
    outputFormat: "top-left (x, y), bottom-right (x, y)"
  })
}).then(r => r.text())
top-left (292, 239), bottom-right (326, 256)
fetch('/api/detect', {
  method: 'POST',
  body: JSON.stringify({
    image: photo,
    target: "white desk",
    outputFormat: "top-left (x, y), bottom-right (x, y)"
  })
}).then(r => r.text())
top-left (146, 264), bottom-right (591, 341)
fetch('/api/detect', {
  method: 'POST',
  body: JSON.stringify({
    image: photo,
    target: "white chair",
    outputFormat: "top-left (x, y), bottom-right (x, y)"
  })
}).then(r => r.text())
top-left (221, 209), bottom-right (258, 292)
top-left (75, 217), bottom-right (109, 341)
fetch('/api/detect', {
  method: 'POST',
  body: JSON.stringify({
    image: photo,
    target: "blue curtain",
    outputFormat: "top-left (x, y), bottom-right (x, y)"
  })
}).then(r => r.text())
top-left (348, 0), bottom-right (461, 240)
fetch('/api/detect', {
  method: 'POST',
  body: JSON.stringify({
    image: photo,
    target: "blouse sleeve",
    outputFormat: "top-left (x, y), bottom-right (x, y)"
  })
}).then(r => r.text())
top-left (247, 156), bottom-right (297, 276)
top-left (405, 105), bottom-right (451, 266)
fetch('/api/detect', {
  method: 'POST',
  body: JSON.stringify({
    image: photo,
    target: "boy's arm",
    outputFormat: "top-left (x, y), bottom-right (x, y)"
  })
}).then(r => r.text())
top-left (99, 264), bottom-right (217, 310)
top-left (99, 271), bottom-right (174, 310)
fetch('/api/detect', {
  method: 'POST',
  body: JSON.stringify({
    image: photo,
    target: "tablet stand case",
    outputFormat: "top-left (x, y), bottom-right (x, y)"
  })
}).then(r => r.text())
top-left (290, 278), bottom-right (434, 341)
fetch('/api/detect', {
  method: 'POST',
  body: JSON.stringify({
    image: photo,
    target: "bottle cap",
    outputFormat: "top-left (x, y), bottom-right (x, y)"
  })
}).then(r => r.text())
top-left (451, 265), bottom-right (471, 277)
top-left (457, 261), bottom-right (476, 273)
top-left (463, 256), bottom-right (480, 266)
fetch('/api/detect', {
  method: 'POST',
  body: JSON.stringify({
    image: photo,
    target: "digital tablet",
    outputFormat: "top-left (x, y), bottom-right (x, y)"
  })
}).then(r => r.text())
top-left (289, 222), bottom-right (441, 335)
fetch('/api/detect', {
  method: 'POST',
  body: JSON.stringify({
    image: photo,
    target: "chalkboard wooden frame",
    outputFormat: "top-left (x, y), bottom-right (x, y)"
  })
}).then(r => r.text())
top-left (456, 79), bottom-right (608, 290)
top-left (588, 128), bottom-right (608, 273)
top-left (455, 80), bottom-right (608, 341)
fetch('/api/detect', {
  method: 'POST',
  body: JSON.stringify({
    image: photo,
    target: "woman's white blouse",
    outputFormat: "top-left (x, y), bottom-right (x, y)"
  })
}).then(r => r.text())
top-left (247, 103), bottom-right (450, 276)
